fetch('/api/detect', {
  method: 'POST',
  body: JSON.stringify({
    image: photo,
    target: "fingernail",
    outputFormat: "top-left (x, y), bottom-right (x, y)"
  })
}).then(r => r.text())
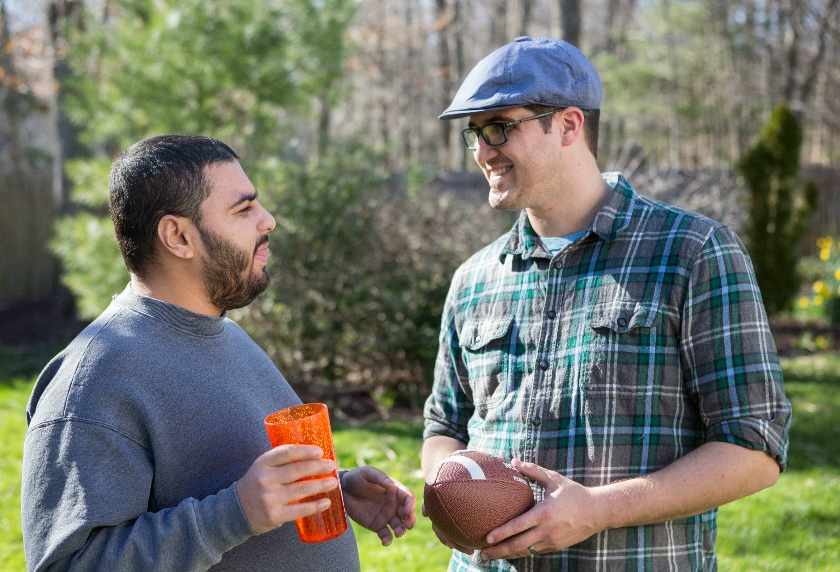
top-left (486, 536), bottom-right (495, 544)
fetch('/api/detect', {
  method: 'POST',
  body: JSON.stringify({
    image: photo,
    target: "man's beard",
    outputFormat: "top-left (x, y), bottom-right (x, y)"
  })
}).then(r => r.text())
top-left (197, 224), bottom-right (270, 312)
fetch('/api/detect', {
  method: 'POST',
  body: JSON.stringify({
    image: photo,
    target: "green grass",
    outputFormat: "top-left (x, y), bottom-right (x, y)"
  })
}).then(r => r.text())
top-left (2, 347), bottom-right (839, 570)
top-left (0, 345), bottom-right (51, 572)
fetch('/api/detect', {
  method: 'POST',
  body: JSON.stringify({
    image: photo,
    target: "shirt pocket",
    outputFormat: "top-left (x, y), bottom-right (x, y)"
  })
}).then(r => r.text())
top-left (460, 315), bottom-right (515, 410)
top-left (590, 300), bottom-right (659, 333)
top-left (586, 300), bottom-right (663, 409)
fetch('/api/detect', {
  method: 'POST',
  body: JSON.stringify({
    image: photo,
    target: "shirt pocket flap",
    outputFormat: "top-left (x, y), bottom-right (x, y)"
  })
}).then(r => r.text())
top-left (590, 301), bottom-right (658, 333)
top-left (461, 315), bottom-right (514, 351)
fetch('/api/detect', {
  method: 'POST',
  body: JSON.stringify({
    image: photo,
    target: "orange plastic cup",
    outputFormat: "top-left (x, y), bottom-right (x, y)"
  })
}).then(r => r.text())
top-left (264, 403), bottom-right (348, 543)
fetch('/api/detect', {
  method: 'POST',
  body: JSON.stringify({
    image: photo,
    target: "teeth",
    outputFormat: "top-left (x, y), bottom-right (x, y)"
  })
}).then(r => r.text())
top-left (489, 165), bottom-right (512, 175)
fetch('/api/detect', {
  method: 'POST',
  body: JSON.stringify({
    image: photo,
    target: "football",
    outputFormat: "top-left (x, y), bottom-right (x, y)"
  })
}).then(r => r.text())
top-left (424, 450), bottom-right (535, 549)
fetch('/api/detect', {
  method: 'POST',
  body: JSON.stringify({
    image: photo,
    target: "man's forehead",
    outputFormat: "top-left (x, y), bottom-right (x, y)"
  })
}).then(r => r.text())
top-left (202, 161), bottom-right (256, 205)
top-left (468, 107), bottom-right (531, 127)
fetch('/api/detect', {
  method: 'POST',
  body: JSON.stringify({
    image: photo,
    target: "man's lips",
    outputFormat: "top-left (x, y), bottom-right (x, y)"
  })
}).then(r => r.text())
top-left (254, 239), bottom-right (270, 263)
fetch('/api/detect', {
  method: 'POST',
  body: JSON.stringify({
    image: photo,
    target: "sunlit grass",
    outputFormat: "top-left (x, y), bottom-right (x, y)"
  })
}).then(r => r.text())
top-left (2, 348), bottom-right (838, 570)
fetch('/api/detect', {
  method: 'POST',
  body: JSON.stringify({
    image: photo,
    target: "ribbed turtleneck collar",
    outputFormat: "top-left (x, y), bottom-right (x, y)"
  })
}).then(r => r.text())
top-left (113, 284), bottom-right (226, 337)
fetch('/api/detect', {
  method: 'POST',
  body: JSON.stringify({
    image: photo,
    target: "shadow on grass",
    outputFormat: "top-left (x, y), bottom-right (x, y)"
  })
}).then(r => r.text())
top-left (0, 345), bottom-right (55, 387)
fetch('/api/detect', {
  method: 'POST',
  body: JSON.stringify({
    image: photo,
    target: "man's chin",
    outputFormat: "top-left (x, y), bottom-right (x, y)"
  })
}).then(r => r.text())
top-left (488, 187), bottom-right (518, 211)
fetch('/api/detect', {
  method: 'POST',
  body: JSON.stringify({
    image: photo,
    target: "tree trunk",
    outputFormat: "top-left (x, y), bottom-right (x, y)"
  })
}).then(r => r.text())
top-left (519, 0), bottom-right (533, 37)
top-left (48, 0), bottom-right (86, 215)
top-left (435, 0), bottom-right (454, 168)
top-left (794, 0), bottom-right (840, 107)
top-left (561, 0), bottom-right (581, 46)
top-left (490, 0), bottom-right (508, 47)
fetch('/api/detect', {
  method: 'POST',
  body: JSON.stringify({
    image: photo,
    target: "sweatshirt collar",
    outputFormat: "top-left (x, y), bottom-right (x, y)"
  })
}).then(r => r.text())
top-left (113, 284), bottom-right (226, 337)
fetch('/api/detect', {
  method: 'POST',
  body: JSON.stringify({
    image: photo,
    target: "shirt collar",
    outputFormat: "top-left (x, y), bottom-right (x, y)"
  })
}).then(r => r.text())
top-left (499, 172), bottom-right (637, 262)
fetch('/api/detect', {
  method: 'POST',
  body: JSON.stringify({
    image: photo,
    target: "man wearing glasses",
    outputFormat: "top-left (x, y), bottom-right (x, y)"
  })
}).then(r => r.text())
top-left (421, 37), bottom-right (790, 572)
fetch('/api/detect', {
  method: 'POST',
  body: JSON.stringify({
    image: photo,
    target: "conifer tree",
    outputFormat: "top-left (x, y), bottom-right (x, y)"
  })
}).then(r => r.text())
top-left (738, 103), bottom-right (817, 315)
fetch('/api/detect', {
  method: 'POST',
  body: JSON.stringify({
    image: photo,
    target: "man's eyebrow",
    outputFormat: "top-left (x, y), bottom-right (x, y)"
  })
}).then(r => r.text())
top-left (468, 115), bottom-right (515, 128)
top-left (228, 191), bottom-right (258, 210)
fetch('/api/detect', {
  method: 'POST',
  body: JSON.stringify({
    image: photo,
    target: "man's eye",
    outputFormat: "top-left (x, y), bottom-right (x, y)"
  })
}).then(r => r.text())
top-left (239, 205), bottom-right (252, 213)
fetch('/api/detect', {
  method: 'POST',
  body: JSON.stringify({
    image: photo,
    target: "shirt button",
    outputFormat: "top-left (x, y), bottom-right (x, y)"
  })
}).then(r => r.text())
top-left (473, 335), bottom-right (481, 344)
top-left (539, 360), bottom-right (549, 370)
top-left (531, 416), bottom-right (542, 427)
top-left (547, 310), bottom-right (557, 319)
top-left (617, 317), bottom-right (628, 328)
top-left (553, 261), bottom-right (562, 269)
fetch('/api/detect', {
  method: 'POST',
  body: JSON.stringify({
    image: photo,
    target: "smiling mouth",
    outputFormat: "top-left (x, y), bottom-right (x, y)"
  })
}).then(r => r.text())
top-left (487, 165), bottom-right (513, 184)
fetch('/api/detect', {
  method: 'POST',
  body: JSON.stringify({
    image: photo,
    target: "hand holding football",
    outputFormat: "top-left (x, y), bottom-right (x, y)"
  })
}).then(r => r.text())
top-left (423, 450), bottom-right (536, 549)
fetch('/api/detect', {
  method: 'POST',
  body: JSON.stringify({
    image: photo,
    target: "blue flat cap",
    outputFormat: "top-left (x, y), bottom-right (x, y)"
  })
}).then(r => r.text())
top-left (439, 36), bottom-right (602, 120)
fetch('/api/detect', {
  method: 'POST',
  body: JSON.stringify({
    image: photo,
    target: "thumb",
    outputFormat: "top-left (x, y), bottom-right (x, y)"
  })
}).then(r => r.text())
top-left (511, 458), bottom-right (562, 492)
top-left (358, 465), bottom-right (395, 487)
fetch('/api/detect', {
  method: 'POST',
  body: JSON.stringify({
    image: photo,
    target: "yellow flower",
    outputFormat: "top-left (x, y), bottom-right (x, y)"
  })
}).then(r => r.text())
top-left (834, 268), bottom-right (840, 280)
top-left (814, 295), bottom-right (824, 306)
top-left (814, 281), bottom-right (826, 293)
top-left (820, 249), bottom-right (831, 261)
top-left (799, 297), bottom-right (810, 308)
top-left (816, 335), bottom-right (830, 350)
top-left (818, 236), bottom-right (834, 249)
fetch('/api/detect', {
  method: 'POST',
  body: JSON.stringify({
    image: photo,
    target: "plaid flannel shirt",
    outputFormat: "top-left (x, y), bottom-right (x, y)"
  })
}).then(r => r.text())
top-left (423, 173), bottom-right (791, 572)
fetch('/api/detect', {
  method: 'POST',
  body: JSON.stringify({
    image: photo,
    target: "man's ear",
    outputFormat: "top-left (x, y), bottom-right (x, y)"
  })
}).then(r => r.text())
top-left (558, 108), bottom-right (586, 148)
top-left (157, 215), bottom-right (196, 260)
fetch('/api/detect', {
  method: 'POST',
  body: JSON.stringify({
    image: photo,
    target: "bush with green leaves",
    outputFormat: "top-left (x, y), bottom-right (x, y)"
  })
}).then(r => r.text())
top-left (49, 0), bottom-right (508, 409)
top-left (237, 148), bottom-right (508, 408)
top-left (52, 0), bottom-right (357, 319)
top-left (738, 103), bottom-right (817, 316)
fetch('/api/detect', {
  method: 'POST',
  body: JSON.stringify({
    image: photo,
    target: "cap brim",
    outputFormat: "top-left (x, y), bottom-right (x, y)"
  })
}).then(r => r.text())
top-left (438, 102), bottom-right (546, 121)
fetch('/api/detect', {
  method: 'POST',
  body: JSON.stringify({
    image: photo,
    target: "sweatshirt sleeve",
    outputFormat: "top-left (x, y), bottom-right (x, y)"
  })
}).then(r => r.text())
top-left (21, 417), bottom-right (256, 572)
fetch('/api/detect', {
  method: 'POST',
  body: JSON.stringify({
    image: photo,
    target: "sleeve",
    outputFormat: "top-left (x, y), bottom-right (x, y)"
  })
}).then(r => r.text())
top-left (423, 271), bottom-right (474, 443)
top-left (680, 225), bottom-right (791, 470)
top-left (21, 418), bottom-right (255, 572)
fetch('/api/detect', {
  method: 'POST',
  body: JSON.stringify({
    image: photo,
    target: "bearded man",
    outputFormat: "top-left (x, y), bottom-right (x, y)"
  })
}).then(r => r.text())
top-left (22, 135), bottom-right (415, 572)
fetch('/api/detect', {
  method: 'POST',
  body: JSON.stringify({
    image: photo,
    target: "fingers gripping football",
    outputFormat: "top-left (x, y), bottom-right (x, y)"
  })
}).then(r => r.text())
top-left (479, 460), bottom-right (603, 560)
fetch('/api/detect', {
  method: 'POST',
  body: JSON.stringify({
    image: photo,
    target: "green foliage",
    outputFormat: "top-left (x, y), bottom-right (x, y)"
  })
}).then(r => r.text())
top-left (738, 103), bottom-right (818, 316)
top-left (238, 147), bottom-right (506, 406)
top-left (52, 0), bottom-right (358, 317)
top-left (51, 212), bottom-right (129, 319)
top-left (49, 0), bottom-right (504, 404)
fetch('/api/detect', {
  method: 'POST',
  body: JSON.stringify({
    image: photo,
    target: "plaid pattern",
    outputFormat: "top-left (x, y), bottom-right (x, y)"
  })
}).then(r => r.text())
top-left (423, 173), bottom-right (791, 572)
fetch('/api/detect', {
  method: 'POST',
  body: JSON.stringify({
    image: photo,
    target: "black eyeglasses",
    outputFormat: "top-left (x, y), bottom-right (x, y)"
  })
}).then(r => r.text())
top-left (461, 108), bottom-right (589, 150)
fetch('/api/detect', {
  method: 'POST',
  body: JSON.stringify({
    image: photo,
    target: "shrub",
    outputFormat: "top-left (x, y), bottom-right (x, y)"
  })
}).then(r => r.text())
top-left (738, 103), bottom-right (818, 316)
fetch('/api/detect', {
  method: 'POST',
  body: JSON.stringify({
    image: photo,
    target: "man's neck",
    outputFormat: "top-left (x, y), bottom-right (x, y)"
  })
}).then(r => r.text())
top-left (526, 166), bottom-right (609, 238)
top-left (130, 273), bottom-right (223, 317)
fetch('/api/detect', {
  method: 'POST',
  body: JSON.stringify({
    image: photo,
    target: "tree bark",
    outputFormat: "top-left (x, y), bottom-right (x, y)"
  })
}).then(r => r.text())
top-left (561, 0), bottom-right (581, 46)
top-left (435, 0), bottom-right (454, 168)
top-left (795, 0), bottom-right (840, 107)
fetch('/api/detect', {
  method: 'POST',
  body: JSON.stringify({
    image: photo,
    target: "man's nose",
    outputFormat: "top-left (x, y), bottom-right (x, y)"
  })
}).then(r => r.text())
top-left (473, 136), bottom-right (501, 165)
top-left (258, 203), bottom-right (276, 233)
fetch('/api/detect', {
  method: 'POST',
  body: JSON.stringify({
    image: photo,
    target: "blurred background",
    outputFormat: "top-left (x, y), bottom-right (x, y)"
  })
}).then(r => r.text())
top-left (3, 2), bottom-right (840, 570)
top-left (2, 0), bottom-right (840, 413)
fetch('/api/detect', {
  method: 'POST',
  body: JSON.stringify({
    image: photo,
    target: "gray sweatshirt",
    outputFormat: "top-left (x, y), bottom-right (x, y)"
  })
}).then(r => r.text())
top-left (22, 286), bottom-right (360, 572)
